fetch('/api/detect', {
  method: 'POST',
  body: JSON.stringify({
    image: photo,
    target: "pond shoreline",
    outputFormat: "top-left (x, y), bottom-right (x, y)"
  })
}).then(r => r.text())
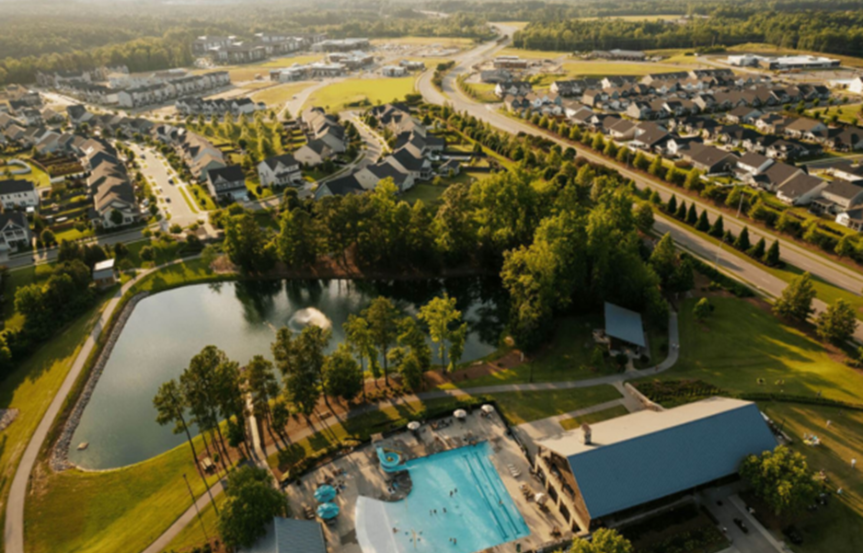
top-left (50, 292), bottom-right (150, 473)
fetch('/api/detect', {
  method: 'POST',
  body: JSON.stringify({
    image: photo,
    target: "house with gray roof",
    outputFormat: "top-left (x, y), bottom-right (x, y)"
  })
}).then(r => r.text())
top-left (777, 172), bottom-right (827, 205)
top-left (535, 397), bottom-right (776, 531)
top-left (0, 211), bottom-right (31, 253)
top-left (241, 517), bottom-right (327, 553)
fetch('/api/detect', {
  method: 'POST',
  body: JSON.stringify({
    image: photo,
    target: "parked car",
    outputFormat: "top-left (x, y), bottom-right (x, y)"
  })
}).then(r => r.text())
top-left (733, 518), bottom-right (749, 534)
top-left (783, 525), bottom-right (803, 545)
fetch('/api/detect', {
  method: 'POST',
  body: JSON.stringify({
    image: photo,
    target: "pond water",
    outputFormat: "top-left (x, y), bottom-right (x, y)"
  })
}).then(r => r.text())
top-left (68, 278), bottom-right (506, 469)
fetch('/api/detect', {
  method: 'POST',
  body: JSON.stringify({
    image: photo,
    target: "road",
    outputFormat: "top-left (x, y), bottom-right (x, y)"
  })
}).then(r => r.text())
top-left (416, 32), bottom-right (863, 313)
top-left (127, 142), bottom-right (201, 229)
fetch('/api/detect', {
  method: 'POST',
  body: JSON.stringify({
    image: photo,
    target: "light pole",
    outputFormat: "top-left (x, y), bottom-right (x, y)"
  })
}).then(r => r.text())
top-left (183, 473), bottom-right (211, 544)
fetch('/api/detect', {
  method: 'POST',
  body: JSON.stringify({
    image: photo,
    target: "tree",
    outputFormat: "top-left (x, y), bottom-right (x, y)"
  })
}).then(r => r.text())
top-left (734, 226), bottom-right (751, 252)
top-left (773, 272), bottom-right (816, 321)
top-left (246, 355), bottom-right (279, 430)
top-left (590, 346), bottom-right (605, 371)
top-left (153, 379), bottom-right (216, 512)
top-left (693, 298), bottom-right (711, 321)
top-left (40, 229), bottom-right (56, 247)
top-left (740, 446), bottom-right (817, 517)
top-left (749, 238), bottom-right (766, 259)
top-left (110, 209), bottom-right (124, 226)
top-left (675, 200), bottom-right (687, 220)
top-left (363, 297), bottom-right (400, 386)
top-left (764, 239), bottom-right (781, 267)
top-left (649, 233), bottom-right (677, 287)
top-left (323, 343), bottom-right (364, 403)
top-left (181, 346), bottom-right (233, 472)
top-left (684, 169), bottom-right (702, 191)
top-left (708, 215), bottom-right (724, 238)
top-left (815, 299), bottom-right (858, 345)
top-left (418, 293), bottom-right (468, 372)
top-left (271, 327), bottom-right (323, 418)
top-left (569, 528), bottom-right (633, 553)
top-left (344, 314), bottom-right (379, 394)
top-left (685, 203), bottom-right (698, 225)
top-left (217, 466), bottom-right (287, 549)
top-left (835, 235), bottom-right (855, 258)
top-left (633, 151), bottom-right (649, 171)
top-left (648, 155), bottom-right (665, 179)
top-left (634, 203), bottom-right (654, 233)
top-left (695, 209), bottom-right (710, 232)
top-left (666, 194), bottom-right (677, 214)
top-left (389, 316), bottom-right (432, 391)
top-left (214, 359), bottom-right (248, 455)
top-left (224, 212), bottom-right (275, 273)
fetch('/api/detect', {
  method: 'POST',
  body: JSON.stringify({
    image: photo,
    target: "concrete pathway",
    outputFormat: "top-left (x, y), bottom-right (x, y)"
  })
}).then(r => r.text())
top-left (4, 256), bottom-right (200, 553)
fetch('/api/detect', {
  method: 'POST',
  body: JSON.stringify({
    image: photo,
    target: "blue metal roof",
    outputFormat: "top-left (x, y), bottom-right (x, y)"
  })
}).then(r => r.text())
top-left (604, 302), bottom-right (646, 348)
top-left (243, 517), bottom-right (327, 553)
top-left (567, 401), bottom-right (777, 519)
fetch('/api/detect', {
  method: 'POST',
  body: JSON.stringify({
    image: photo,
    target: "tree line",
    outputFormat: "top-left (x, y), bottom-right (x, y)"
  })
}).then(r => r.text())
top-left (512, 8), bottom-right (863, 57)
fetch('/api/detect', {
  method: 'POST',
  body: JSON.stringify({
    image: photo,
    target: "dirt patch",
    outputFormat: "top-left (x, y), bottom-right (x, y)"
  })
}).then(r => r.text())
top-left (422, 349), bottom-right (523, 388)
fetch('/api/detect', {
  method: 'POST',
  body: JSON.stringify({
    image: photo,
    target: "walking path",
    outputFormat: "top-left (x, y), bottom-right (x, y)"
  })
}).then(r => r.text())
top-left (4, 257), bottom-right (200, 553)
top-left (142, 310), bottom-right (680, 553)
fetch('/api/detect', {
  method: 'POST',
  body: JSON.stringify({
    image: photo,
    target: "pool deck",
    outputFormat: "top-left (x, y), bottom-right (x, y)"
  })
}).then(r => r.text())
top-left (287, 409), bottom-right (570, 553)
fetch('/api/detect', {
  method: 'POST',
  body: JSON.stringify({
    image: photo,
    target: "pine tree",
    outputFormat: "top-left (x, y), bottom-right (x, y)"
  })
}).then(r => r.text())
top-left (686, 204), bottom-right (698, 225)
top-left (749, 238), bottom-right (766, 259)
top-left (709, 215), bottom-right (725, 237)
top-left (695, 210), bottom-right (711, 232)
top-left (764, 239), bottom-right (781, 266)
top-left (734, 227), bottom-right (751, 251)
top-left (666, 194), bottom-right (678, 213)
top-left (649, 190), bottom-right (662, 204)
top-left (676, 200), bottom-right (687, 220)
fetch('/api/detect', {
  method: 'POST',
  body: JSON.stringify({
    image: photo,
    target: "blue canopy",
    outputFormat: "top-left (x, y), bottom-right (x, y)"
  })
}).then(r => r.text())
top-left (314, 485), bottom-right (336, 503)
top-left (317, 502), bottom-right (340, 520)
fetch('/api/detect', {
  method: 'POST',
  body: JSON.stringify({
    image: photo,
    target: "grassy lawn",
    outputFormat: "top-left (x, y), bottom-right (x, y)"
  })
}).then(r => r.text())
top-left (188, 184), bottom-right (216, 211)
top-left (464, 81), bottom-right (499, 103)
top-left (653, 297), bottom-right (863, 404)
top-left (442, 315), bottom-right (624, 389)
top-left (758, 402), bottom-right (863, 553)
top-left (25, 432), bottom-right (224, 553)
top-left (2, 263), bottom-right (55, 328)
top-left (130, 258), bottom-right (224, 295)
top-left (806, 104), bottom-right (863, 126)
top-left (402, 183), bottom-right (447, 204)
top-left (498, 47), bottom-right (570, 60)
top-left (492, 385), bottom-right (623, 425)
top-left (162, 495), bottom-right (225, 553)
top-left (177, 186), bottom-right (199, 214)
top-left (562, 61), bottom-right (668, 77)
top-left (560, 404), bottom-right (630, 430)
top-left (251, 81), bottom-right (315, 107)
top-left (0, 300), bottom-right (110, 550)
top-left (302, 77), bottom-right (417, 113)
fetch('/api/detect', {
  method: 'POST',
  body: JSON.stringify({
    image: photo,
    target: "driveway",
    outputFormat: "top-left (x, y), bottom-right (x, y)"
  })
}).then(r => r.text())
top-left (701, 486), bottom-right (787, 553)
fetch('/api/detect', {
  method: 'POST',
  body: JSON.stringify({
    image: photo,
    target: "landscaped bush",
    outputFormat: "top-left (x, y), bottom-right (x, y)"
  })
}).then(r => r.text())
top-left (634, 379), bottom-right (726, 407)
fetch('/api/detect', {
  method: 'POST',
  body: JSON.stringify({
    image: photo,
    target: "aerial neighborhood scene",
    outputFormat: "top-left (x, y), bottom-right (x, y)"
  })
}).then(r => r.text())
top-left (4, 1), bottom-right (863, 553)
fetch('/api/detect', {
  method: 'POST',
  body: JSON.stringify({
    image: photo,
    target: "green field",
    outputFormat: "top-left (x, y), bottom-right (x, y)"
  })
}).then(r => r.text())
top-left (759, 403), bottom-right (863, 553)
top-left (162, 495), bottom-right (225, 553)
top-left (493, 385), bottom-right (623, 425)
top-left (250, 81), bottom-right (316, 107)
top-left (498, 47), bottom-right (570, 60)
top-left (302, 77), bottom-right (417, 113)
top-left (807, 104), bottom-right (863, 126)
top-left (25, 432), bottom-right (225, 553)
top-left (651, 297), bottom-right (863, 404)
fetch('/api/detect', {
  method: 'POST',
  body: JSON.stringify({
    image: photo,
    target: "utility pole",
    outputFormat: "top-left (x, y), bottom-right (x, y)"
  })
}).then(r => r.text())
top-left (183, 473), bottom-right (211, 544)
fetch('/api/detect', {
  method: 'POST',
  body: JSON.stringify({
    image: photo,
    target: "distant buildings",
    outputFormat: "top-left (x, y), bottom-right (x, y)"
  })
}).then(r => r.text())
top-left (193, 33), bottom-right (325, 64)
top-left (493, 55), bottom-right (529, 69)
top-left (590, 49), bottom-right (647, 61)
top-left (312, 38), bottom-right (371, 52)
top-left (727, 54), bottom-right (840, 70)
top-left (175, 97), bottom-right (265, 118)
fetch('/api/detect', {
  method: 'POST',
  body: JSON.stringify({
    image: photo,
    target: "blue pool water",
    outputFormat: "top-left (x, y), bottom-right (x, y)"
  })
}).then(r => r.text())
top-left (359, 441), bottom-right (530, 553)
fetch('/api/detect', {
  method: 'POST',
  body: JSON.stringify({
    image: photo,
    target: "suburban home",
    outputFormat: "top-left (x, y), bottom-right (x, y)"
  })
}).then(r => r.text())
top-left (381, 65), bottom-right (408, 77)
top-left (386, 147), bottom-right (432, 182)
top-left (735, 152), bottom-right (774, 176)
top-left (0, 211), bottom-right (31, 253)
top-left (785, 118), bottom-right (829, 141)
top-left (207, 165), bottom-right (248, 200)
top-left (354, 161), bottom-right (414, 192)
top-left (257, 154), bottom-right (302, 187)
top-left (755, 114), bottom-right (788, 135)
top-left (830, 162), bottom-right (863, 183)
top-left (535, 397), bottom-right (776, 531)
top-left (685, 144), bottom-right (738, 175)
top-left (629, 123), bottom-right (671, 151)
top-left (751, 161), bottom-right (803, 192)
top-left (776, 173), bottom-right (828, 205)
top-left (85, 140), bottom-right (141, 228)
top-left (836, 206), bottom-right (863, 232)
top-left (849, 77), bottom-right (863, 95)
top-left (0, 179), bottom-right (39, 209)
top-left (314, 174), bottom-right (364, 200)
top-left (495, 81), bottom-right (532, 98)
top-left (726, 106), bottom-right (762, 124)
top-left (294, 139), bottom-right (334, 167)
top-left (178, 132), bottom-right (226, 181)
top-left (810, 179), bottom-right (863, 215)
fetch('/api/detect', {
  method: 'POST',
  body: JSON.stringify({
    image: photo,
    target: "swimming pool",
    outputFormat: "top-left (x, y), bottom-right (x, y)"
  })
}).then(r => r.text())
top-left (356, 441), bottom-right (530, 553)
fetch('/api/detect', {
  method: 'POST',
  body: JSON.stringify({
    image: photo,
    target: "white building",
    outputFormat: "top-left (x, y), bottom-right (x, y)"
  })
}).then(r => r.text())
top-left (0, 179), bottom-right (39, 208)
top-left (257, 154), bottom-right (303, 187)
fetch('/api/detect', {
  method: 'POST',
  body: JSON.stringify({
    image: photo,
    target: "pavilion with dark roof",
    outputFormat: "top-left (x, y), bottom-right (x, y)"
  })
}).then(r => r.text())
top-left (603, 302), bottom-right (646, 350)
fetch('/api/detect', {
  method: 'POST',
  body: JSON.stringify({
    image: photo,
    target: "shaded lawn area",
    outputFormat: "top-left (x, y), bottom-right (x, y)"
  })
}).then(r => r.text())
top-left (443, 315), bottom-right (622, 388)
top-left (130, 258), bottom-right (225, 295)
top-left (492, 385), bottom-right (623, 425)
top-left (652, 297), bottom-right (863, 404)
top-left (402, 183), bottom-right (447, 204)
top-left (25, 431), bottom-right (224, 553)
top-left (0, 300), bottom-right (109, 548)
top-left (162, 495), bottom-right (225, 553)
top-left (250, 81), bottom-right (316, 107)
top-left (559, 404), bottom-right (630, 431)
top-left (2, 263), bottom-right (55, 329)
top-left (758, 402), bottom-right (863, 553)
top-left (302, 77), bottom-right (416, 113)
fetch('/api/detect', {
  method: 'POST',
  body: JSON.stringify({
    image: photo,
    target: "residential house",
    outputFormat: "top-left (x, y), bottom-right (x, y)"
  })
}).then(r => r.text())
top-left (495, 81), bottom-right (532, 98)
top-left (314, 174), bottom-right (364, 200)
top-left (736, 152), bottom-right (774, 176)
top-left (386, 147), bottom-right (432, 182)
top-left (0, 211), bottom-right (31, 253)
top-left (0, 179), bottom-right (38, 208)
top-left (785, 118), bottom-right (829, 141)
top-left (257, 154), bottom-right (303, 187)
top-left (726, 106), bottom-right (762, 124)
top-left (178, 132), bottom-right (226, 181)
top-left (811, 179), bottom-right (863, 215)
top-left (629, 123), bottom-right (670, 151)
top-left (207, 165), bottom-right (248, 200)
top-left (830, 162), bottom-right (863, 183)
top-left (354, 161), bottom-right (414, 192)
top-left (84, 140), bottom-right (140, 228)
top-left (776, 173), bottom-right (827, 205)
top-left (294, 139), bottom-right (334, 167)
top-left (684, 143), bottom-right (738, 175)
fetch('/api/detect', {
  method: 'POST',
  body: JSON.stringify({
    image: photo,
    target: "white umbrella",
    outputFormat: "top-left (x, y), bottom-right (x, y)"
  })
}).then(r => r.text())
top-left (407, 421), bottom-right (421, 431)
top-left (535, 492), bottom-right (548, 505)
top-left (481, 404), bottom-right (495, 414)
top-left (453, 409), bottom-right (467, 419)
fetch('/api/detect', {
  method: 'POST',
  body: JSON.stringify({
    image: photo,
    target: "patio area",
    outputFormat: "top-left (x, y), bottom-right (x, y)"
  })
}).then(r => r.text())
top-left (286, 407), bottom-right (570, 553)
